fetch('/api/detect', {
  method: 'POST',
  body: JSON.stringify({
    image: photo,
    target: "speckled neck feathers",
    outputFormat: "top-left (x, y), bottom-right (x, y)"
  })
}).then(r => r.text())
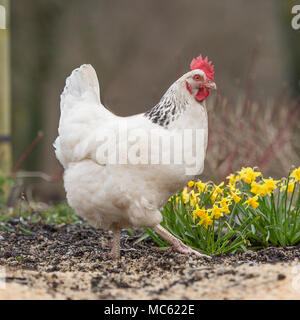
top-left (144, 82), bottom-right (190, 128)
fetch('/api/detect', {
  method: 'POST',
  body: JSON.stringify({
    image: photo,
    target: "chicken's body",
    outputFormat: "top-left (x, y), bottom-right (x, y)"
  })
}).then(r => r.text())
top-left (55, 57), bottom-right (216, 259)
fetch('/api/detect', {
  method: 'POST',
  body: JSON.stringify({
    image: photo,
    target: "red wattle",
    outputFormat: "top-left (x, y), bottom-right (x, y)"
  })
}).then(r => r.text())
top-left (185, 81), bottom-right (192, 94)
top-left (195, 88), bottom-right (210, 102)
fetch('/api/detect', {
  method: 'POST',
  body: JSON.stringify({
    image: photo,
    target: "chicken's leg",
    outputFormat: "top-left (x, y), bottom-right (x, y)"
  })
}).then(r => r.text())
top-left (110, 223), bottom-right (121, 260)
top-left (152, 225), bottom-right (211, 259)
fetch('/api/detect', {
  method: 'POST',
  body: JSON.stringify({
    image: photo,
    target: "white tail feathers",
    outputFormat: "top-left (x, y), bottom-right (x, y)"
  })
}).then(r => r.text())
top-left (55, 64), bottom-right (116, 168)
top-left (60, 64), bottom-right (101, 110)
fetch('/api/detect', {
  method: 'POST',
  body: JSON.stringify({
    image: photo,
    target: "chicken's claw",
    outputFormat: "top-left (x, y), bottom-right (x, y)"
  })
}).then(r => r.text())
top-left (169, 241), bottom-right (211, 259)
top-left (153, 224), bottom-right (211, 259)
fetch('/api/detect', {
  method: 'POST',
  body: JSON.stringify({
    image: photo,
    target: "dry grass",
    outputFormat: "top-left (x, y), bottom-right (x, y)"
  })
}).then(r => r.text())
top-left (205, 92), bottom-right (300, 182)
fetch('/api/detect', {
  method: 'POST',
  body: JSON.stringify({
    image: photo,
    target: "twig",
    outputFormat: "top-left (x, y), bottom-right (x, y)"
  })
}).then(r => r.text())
top-left (12, 131), bottom-right (44, 177)
top-left (257, 97), bottom-right (300, 171)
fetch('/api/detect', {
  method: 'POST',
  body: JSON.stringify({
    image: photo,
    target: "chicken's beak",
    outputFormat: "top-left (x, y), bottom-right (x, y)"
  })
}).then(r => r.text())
top-left (205, 81), bottom-right (217, 90)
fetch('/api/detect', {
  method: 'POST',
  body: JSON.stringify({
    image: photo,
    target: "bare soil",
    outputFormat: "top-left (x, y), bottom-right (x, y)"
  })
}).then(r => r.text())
top-left (0, 220), bottom-right (300, 300)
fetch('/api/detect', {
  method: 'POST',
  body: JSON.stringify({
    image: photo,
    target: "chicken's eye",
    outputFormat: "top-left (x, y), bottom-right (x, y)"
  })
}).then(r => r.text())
top-left (193, 74), bottom-right (203, 81)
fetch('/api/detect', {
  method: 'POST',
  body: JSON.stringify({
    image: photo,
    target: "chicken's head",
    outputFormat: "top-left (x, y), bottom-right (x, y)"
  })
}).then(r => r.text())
top-left (184, 55), bottom-right (216, 102)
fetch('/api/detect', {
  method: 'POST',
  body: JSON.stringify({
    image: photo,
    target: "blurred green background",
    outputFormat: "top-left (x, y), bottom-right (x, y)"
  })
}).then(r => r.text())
top-left (0, 0), bottom-right (299, 201)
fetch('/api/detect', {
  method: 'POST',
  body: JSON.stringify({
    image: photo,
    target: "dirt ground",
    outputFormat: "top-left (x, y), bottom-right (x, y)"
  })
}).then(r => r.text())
top-left (1, 220), bottom-right (300, 300)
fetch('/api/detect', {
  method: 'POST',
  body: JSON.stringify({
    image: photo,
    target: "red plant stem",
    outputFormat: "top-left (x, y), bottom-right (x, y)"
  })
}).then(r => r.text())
top-left (271, 85), bottom-right (287, 123)
top-left (218, 145), bottom-right (239, 180)
top-left (12, 131), bottom-right (44, 177)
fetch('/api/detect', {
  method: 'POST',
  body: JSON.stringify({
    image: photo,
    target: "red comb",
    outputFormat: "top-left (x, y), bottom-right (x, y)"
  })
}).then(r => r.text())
top-left (190, 55), bottom-right (214, 81)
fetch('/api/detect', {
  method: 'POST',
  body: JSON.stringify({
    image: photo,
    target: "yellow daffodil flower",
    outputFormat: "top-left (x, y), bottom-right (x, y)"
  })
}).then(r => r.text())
top-left (226, 173), bottom-right (238, 186)
top-left (189, 190), bottom-right (199, 206)
top-left (197, 215), bottom-right (213, 228)
top-left (250, 181), bottom-right (268, 196)
top-left (192, 205), bottom-right (207, 222)
top-left (258, 184), bottom-right (268, 196)
top-left (230, 192), bottom-right (241, 203)
top-left (243, 195), bottom-right (259, 209)
top-left (280, 179), bottom-right (296, 194)
top-left (210, 191), bottom-right (222, 204)
top-left (291, 167), bottom-right (300, 183)
top-left (238, 167), bottom-right (261, 184)
top-left (210, 204), bottom-right (224, 219)
top-left (221, 204), bottom-right (230, 214)
top-left (196, 181), bottom-right (206, 193)
top-left (187, 180), bottom-right (195, 188)
top-left (219, 197), bottom-right (232, 207)
top-left (217, 198), bottom-right (231, 214)
top-left (288, 181), bottom-right (295, 194)
top-left (182, 187), bottom-right (190, 204)
top-left (213, 182), bottom-right (224, 194)
top-left (250, 181), bottom-right (261, 194)
top-left (262, 178), bottom-right (280, 195)
top-left (228, 183), bottom-right (241, 194)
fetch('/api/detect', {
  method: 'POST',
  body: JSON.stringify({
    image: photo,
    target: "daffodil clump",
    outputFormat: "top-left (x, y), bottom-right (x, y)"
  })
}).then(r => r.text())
top-left (147, 166), bottom-right (300, 255)
top-left (236, 167), bottom-right (300, 247)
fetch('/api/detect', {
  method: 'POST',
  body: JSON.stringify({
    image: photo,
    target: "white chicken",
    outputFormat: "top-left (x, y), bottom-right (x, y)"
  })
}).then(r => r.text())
top-left (54, 55), bottom-right (216, 259)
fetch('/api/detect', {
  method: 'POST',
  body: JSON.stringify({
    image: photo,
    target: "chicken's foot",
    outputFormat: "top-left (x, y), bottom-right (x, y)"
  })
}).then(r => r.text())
top-left (152, 224), bottom-right (211, 259)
